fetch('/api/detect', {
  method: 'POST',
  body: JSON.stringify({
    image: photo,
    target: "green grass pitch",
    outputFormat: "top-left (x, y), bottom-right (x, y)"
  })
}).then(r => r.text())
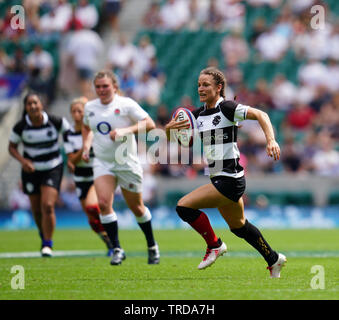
top-left (0, 228), bottom-right (338, 300)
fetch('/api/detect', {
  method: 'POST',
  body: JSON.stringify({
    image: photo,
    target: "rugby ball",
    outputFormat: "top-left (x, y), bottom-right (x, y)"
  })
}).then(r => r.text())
top-left (172, 107), bottom-right (197, 147)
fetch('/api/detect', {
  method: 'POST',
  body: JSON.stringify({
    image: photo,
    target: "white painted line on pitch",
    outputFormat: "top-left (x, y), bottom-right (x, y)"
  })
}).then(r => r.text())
top-left (0, 250), bottom-right (104, 258)
top-left (0, 250), bottom-right (339, 259)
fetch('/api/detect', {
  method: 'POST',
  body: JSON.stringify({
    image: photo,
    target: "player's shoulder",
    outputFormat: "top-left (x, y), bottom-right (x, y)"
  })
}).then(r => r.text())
top-left (12, 117), bottom-right (26, 134)
top-left (84, 98), bottom-right (101, 110)
top-left (219, 99), bottom-right (238, 110)
top-left (47, 113), bottom-right (62, 123)
top-left (191, 106), bottom-right (205, 119)
top-left (219, 100), bottom-right (239, 122)
top-left (115, 94), bottom-right (139, 107)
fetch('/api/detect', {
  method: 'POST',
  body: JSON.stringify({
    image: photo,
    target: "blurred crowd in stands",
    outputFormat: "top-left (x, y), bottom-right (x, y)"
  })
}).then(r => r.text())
top-left (1, 0), bottom-right (339, 210)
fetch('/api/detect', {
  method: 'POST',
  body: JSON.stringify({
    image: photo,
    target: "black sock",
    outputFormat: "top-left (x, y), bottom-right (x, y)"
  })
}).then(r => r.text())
top-left (231, 220), bottom-right (278, 266)
top-left (99, 233), bottom-right (114, 250)
top-left (138, 221), bottom-right (156, 248)
top-left (102, 221), bottom-right (120, 249)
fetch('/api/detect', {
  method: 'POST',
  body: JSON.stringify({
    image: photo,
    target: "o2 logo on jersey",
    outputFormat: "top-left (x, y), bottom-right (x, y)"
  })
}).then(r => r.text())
top-left (97, 121), bottom-right (112, 135)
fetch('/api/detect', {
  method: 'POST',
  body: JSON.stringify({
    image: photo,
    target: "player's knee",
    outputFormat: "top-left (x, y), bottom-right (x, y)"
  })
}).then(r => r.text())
top-left (42, 201), bottom-right (55, 215)
top-left (175, 206), bottom-right (201, 223)
top-left (131, 204), bottom-right (145, 217)
top-left (97, 197), bottom-right (111, 213)
top-left (85, 204), bottom-right (100, 219)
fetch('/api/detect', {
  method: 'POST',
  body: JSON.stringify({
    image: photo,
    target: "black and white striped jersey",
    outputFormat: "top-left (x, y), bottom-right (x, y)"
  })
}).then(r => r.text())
top-left (9, 112), bottom-right (70, 171)
top-left (63, 126), bottom-right (94, 183)
top-left (192, 98), bottom-right (249, 178)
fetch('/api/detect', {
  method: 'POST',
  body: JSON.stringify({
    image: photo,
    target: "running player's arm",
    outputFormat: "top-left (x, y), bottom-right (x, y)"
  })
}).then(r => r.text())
top-left (110, 116), bottom-right (155, 141)
top-left (81, 124), bottom-right (93, 162)
top-left (246, 107), bottom-right (280, 161)
top-left (8, 141), bottom-right (35, 172)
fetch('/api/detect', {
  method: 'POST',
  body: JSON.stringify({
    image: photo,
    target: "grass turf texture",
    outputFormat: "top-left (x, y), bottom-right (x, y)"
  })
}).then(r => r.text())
top-left (0, 228), bottom-right (338, 300)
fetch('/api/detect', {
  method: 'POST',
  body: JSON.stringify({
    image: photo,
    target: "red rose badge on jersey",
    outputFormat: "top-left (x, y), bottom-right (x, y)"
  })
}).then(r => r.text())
top-left (114, 109), bottom-right (120, 115)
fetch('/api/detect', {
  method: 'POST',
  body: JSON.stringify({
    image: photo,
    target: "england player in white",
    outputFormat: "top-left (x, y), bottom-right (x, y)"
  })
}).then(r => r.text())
top-left (82, 70), bottom-right (160, 265)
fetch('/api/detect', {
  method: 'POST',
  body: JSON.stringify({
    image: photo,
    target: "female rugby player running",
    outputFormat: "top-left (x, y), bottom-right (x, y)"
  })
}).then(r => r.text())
top-left (9, 92), bottom-right (70, 257)
top-left (165, 67), bottom-right (286, 278)
top-left (82, 70), bottom-right (160, 265)
top-left (63, 97), bottom-right (114, 256)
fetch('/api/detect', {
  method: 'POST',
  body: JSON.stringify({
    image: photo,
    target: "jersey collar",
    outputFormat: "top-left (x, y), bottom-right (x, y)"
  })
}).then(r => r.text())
top-left (25, 111), bottom-right (48, 126)
top-left (203, 97), bottom-right (224, 111)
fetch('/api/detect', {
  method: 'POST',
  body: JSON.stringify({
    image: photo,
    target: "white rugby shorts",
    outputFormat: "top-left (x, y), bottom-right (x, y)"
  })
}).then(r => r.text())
top-left (93, 158), bottom-right (143, 193)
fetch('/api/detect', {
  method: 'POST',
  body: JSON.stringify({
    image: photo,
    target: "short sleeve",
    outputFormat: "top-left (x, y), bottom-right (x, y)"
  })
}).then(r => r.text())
top-left (63, 131), bottom-right (74, 154)
top-left (234, 104), bottom-right (249, 122)
top-left (83, 104), bottom-right (90, 126)
top-left (219, 100), bottom-right (238, 122)
top-left (9, 121), bottom-right (23, 144)
top-left (61, 117), bottom-right (71, 133)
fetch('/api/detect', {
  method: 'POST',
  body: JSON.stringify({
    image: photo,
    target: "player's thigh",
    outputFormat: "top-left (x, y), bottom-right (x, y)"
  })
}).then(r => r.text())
top-left (178, 183), bottom-right (231, 209)
top-left (28, 194), bottom-right (42, 215)
top-left (40, 185), bottom-right (59, 213)
top-left (120, 187), bottom-right (144, 216)
top-left (94, 175), bottom-right (117, 206)
top-left (218, 197), bottom-right (245, 229)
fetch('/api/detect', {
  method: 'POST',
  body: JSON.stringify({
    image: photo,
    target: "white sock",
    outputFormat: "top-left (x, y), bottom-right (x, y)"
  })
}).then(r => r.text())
top-left (136, 207), bottom-right (152, 223)
top-left (99, 212), bottom-right (117, 224)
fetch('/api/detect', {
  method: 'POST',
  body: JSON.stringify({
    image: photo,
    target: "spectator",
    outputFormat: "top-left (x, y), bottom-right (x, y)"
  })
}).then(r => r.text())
top-left (186, 0), bottom-right (208, 31)
top-left (159, 0), bottom-right (190, 31)
top-left (255, 25), bottom-right (289, 61)
top-left (103, 0), bottom-right (124, 32)
top-left (133, 35), bottom-right (156, 78)
top-left (9, 47), bottom-right (27, 74)
top-left (66, 29), bottom-right (104, 98)
top-left (39, 0), bottom-right (72, 33)
top-left (311, 132), bottom-right (339, 176)
top-left (107, 33), bottom-right (137, 72)
top-left (147, 56), bottom-right (166, 86)
top-left (75, 0), bottom-right (99, 30)
top-left (64, 4), bottom-right (84, 32)
top-left (297, 59), bottom-right (328, 89)
top-left (281, 135), bottom-right (303, 173)
top-left (0, 49), bottom-right (11, 75)
top-left (205, 0), bottom-right (223, 30)
top-left (26, 44), bottom-right (55, 103)
top-left (118, 64), bottom-right (137, 97)
top-left (142, 1), bottom-right (162, 29)
top-left (248, 17), bottom-right (267, 45)
top-left (215, 0), bottom-right (246, 32)
top-left (313, 101), bottom-right (339, 139)
top-left (252, 79), bottom-right (274, 111)
top-left (221, 31), bottom-right (249, 64)
top-left (223, 54), bottom-right (243, 90)
top-left (285, 102), bottom-right (316, 131)
top-left (271, 74), bottom-right (297, 111)
top-left (132, 71), bottom-right (161, 106)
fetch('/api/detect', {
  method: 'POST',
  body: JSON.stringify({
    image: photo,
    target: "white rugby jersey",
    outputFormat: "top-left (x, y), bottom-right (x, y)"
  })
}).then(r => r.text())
top-left (9, 112), bottom-right (70, 171)
top-left (63, 126), bottom-right (94, 183)
top-left (83, 95), bottom-right (148, 171)
top-left (192, 98), bottom-right (249, 178)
